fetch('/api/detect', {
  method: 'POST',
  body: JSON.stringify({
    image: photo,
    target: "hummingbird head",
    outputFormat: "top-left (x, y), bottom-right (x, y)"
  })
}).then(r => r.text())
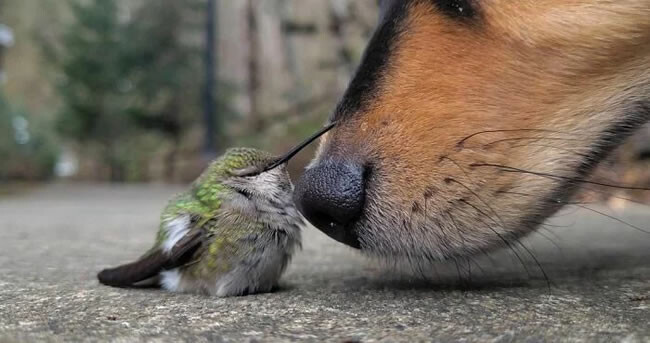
top-left (213, 123), bottom-right (338, 202)
top-left (208, 147), bottom-right (293, 204)
top-left (208, 147), bottom-right (299, 227)
top-left (197, 124), bottom-right (337, 222)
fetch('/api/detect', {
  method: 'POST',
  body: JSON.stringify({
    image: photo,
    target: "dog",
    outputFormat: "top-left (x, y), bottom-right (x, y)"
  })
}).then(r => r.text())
top-left (293, 0), bottom-right (650, 262)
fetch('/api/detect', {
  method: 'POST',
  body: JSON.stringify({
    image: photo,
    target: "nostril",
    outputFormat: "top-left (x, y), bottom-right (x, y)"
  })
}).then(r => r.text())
top-left (294, 160), bottom-right (366, 247)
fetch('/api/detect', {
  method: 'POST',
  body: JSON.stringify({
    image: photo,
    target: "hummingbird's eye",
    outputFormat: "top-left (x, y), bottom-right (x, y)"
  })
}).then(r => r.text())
top-left (231, 165), bottom-right (261, 177)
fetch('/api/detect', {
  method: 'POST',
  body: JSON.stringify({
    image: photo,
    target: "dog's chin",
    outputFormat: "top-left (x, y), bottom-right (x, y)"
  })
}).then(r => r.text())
top-left (308, 205), bottom-right (455, 260)
top-left (312, 199), bottom-right (532, 262)
top-left (304, 216), bottom-right (363, 249)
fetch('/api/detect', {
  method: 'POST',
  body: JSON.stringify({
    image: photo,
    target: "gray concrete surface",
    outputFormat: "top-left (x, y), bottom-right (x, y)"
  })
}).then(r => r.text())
top-left (0, 184), bottom-right (648, 342)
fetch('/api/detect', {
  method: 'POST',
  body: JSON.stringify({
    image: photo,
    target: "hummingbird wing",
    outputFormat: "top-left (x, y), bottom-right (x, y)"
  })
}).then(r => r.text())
top-left (97, 227), bottom-right (205, 288)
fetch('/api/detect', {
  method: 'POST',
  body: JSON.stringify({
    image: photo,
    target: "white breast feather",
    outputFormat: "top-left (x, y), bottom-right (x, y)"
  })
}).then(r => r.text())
top-left (163, 215), bottom-right (191, 254)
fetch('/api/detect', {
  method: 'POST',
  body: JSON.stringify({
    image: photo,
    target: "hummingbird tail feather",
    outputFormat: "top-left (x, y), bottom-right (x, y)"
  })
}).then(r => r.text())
top-left (97, 250), bottom-right (168, 288)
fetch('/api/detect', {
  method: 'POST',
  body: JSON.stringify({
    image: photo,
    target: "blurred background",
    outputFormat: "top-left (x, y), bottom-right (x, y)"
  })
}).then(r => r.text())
top-left (0, 0), bottom-right (377, 184)
top-left (0, 0), bottom-right (648, 206)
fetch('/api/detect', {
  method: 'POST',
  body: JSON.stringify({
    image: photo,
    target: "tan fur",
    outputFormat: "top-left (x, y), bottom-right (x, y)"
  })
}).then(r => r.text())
top-left (312, 0), bottom-right (650, 259)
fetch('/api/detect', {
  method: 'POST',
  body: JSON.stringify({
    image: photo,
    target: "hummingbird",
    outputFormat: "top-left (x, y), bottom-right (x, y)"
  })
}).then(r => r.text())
top-left (97, 123), bottom-right (336, 297)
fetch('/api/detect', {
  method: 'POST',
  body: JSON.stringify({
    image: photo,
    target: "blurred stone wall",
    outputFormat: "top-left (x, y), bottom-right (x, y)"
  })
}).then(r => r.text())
top-left (216, 0), bottom-right (378, 125)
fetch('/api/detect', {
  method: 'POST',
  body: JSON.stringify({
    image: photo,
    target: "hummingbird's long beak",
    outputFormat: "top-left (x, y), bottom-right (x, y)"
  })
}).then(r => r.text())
top-left (255, 121), bottom-right (337, 175)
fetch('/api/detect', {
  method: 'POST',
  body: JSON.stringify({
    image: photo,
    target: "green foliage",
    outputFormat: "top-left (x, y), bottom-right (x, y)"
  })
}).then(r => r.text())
top-left (54, 0), bottom-right (209, 182)
top-left (120, 0), bottom-right (203, 139)
top-left (56, 0), bottom-right (134, 181)
top-left (0, 90), bottom-right (58, 181)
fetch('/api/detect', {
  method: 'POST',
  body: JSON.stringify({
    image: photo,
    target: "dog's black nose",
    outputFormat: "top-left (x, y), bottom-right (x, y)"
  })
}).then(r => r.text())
top-left (294, 160), bottom-right (365, 248)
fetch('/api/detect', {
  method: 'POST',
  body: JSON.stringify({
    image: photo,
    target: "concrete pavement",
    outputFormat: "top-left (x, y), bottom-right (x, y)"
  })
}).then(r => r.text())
top-left (0, 184), bottom-right (648, 342)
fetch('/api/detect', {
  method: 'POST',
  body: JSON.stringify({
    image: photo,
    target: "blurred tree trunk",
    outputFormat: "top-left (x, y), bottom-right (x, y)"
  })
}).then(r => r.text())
top-left (105, 143), bottom-right (125, 183)
top-left (164, 102), bottom-right (182, 183)
top-left (164, 141), bottom-right (178, 182)
top-left (246, 0), bottom-right (263, 132)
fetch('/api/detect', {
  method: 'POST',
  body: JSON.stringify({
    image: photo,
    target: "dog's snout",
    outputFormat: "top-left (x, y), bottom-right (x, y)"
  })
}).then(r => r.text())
top-left (294, 160), bottom-right (365, 248)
